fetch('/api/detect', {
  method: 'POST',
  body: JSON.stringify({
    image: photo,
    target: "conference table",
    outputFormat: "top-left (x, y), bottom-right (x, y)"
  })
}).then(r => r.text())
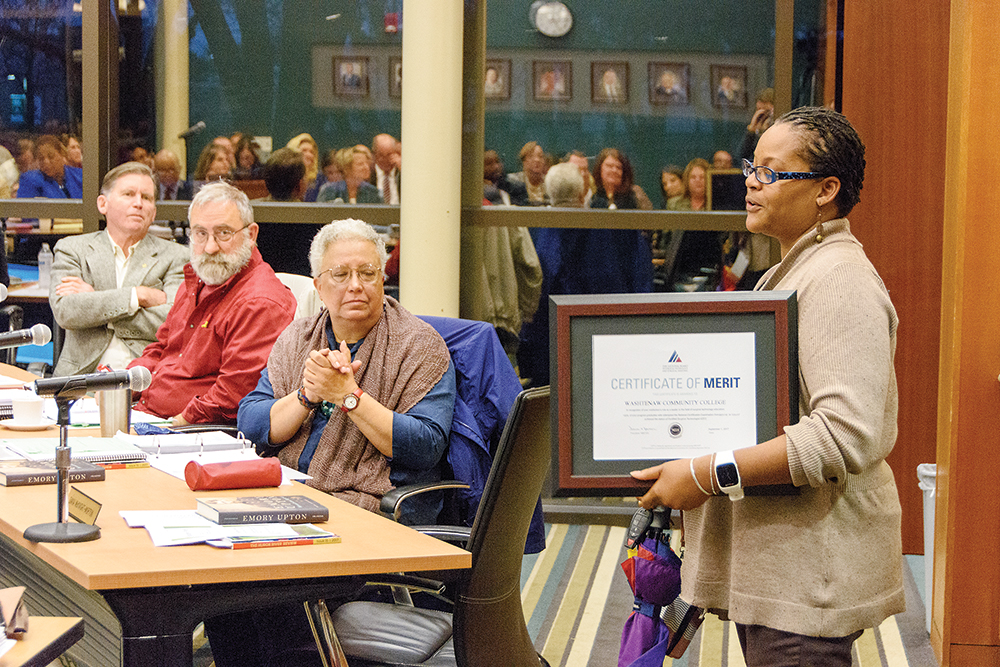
top-left (0, 365), bottom-right (472, 667)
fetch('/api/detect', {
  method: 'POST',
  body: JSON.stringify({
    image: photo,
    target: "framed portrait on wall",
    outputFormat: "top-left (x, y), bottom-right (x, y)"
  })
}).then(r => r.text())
top-left (591, 61), bottom-right (629, 104)
top-left (484, 59), bottom-right (511, 100)
top-left (389, 56), bottom-right (402, 98)
top-left (711, 64), bottom-right (748, 108)
top-left (533, 60), bottom-right (572, 101)
top-left (648, 62), bottom-right (690, 106)
top-left (334, 56), bottom-right (369, 97)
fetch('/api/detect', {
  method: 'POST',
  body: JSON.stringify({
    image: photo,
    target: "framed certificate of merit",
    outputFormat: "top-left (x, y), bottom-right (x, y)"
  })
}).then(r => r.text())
top-left (549, 291), bottom-right (798, 496)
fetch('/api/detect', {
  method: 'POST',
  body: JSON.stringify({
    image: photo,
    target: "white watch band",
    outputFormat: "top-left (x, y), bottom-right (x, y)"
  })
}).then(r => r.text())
top-left (714, 450), bottom-right (744, 501)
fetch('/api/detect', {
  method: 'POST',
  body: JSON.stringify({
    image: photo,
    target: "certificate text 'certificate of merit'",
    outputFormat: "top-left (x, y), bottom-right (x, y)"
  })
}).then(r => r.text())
top-left (592, 331), bottom-right (757, 460)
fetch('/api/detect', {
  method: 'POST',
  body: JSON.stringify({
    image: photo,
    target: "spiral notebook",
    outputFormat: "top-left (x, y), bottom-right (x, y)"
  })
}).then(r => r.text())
top-left (4, 437), bottom-right (147, 464)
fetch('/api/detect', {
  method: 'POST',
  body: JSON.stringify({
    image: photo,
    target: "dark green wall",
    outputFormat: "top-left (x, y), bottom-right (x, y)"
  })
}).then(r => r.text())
top-left (185, 1), bottom-right (821, 202)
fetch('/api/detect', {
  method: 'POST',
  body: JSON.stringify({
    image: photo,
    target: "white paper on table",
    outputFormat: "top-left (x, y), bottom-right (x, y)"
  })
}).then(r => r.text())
top-left (591, 331), bottom-right (758, 460)
top-left (119, 509), bottom-right (311, 546)
top-left (0, 633), bottom-right (14, 659)
top-left (146, 449), bottom-right (310, 485)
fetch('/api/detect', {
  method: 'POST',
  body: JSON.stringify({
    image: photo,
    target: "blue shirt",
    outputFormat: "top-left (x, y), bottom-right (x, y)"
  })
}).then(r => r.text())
top-left (17, 166), bottom-right (83, 199)
top-left (238, 330), bottom-right (456, 525)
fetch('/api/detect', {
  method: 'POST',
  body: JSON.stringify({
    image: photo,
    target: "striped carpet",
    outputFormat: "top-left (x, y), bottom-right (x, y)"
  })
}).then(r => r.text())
top-left (194, 523), bottom-right (937, 667)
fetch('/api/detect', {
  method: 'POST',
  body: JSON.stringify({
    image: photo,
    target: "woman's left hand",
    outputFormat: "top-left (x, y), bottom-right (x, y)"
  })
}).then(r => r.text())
top-left (631, 458), bottom-right (713, 511)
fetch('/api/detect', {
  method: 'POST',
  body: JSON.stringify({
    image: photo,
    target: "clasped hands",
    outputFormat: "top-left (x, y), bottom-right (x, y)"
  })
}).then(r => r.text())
top-left (301, 339), bottom-right (362, 407)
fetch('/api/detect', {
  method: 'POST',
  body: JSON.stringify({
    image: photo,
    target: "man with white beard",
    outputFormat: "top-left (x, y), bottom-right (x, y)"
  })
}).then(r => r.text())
top-left (129, 182), bottom-right (297, 425)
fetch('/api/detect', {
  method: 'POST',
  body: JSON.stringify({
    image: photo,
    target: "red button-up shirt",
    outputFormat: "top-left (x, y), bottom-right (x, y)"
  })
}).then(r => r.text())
top-left (129, 247), bottom-right (297, 424)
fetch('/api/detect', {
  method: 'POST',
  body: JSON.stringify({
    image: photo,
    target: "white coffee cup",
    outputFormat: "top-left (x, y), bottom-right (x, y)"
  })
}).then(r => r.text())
top-left (11, 395), bottom-right (44, 426)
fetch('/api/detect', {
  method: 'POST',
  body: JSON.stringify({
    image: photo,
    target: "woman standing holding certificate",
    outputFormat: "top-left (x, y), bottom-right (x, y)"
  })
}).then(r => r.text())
top-left (632, 107), bottom-right (903, 666)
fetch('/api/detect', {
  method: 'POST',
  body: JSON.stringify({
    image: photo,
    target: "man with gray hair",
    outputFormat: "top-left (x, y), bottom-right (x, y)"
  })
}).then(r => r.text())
top-left (50, 161), bottom-right (189, 375)
top-left (129, 181), bottom-right (297, 425)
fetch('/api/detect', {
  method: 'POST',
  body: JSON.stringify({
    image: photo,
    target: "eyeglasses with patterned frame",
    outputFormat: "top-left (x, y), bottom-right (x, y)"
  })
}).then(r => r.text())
top-left (190, 224), bottom-right (250, 245)
top-left (742, 158), bottom-right (827, 185)
top-left (317, 264), bottom-right (382, 285)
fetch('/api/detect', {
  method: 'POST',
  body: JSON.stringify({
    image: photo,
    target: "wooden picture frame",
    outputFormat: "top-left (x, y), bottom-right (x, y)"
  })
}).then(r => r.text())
top-left (334, 56), bottom-right (369, 97)
top-left (484, 59), bottom-right (511, 100)
top-left (711, 64), bottom-right (748, 108)
top-left (388, 57), bottom-right (402, 98)
top-left (533, 60), bottom-right (572, 101)
top-left (550, 292), bottom-right (798, 496)
top-left (648, 62), bottom-right (690, 106)
top-left (591, 61), bottom-right (629, 104)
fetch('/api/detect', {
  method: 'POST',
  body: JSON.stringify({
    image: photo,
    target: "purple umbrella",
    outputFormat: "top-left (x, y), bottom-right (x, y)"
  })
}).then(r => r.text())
top-left (618, 508), bottom-right (682, 667)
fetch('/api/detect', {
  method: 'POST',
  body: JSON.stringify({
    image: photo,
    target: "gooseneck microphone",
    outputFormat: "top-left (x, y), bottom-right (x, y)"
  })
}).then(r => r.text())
top-left (0, 323), bottom-right (51, 350)
top-left (33, 366), bottom-right (153, 400)
top-left (178, 120), bottom-right (206, 139)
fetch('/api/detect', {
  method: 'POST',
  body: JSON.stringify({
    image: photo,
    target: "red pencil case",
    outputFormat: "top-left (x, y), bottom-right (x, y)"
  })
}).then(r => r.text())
top-left (185, 457), bottom-right (282, 491)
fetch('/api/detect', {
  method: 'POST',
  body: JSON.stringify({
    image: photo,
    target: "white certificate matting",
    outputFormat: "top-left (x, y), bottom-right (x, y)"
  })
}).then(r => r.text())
top-left (592, 332), bottom-right (757, 460)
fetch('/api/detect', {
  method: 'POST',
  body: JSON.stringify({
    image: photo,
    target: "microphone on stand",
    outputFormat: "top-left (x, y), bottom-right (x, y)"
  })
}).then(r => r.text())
top-left (33, 366), bottom-right (152, 400)
top-left (178, 121), bottom-right (206, 140)
top-left (0, 324), bottom-right (51, 350)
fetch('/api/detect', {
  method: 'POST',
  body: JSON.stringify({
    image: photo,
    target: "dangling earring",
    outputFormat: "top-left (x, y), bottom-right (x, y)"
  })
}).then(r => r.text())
top-left (814, 211), bottom-right (824, 244)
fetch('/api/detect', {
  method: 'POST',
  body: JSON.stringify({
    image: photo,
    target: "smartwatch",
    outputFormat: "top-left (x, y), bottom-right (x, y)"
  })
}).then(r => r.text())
top-left (340, 388), bottom-right (364, 413)
top-left (714, 450), bottom-right (744, 501)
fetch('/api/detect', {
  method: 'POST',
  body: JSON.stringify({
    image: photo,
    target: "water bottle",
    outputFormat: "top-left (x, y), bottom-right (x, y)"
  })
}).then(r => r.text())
top-left (37, 242), bottom-right (53, 290)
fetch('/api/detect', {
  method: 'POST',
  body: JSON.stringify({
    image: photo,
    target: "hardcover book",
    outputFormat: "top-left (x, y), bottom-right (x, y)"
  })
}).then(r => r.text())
top-left (196, 494), bottom-right (329, 525)
top-left (0, 459), bottom-right (106, 487)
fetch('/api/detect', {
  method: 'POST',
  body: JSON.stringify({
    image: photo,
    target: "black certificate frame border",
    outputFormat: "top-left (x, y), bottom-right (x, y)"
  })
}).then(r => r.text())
top-left (550, 291), bottom-right (798, 497)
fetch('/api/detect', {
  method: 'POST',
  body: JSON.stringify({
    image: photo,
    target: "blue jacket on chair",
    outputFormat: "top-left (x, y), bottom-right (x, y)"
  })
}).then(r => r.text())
top-left (420, 316), bottom-right (546, 554)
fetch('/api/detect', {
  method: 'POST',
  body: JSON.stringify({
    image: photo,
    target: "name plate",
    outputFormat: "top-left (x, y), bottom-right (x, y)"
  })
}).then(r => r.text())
top-left (69, 486), bottom-right (102, 525)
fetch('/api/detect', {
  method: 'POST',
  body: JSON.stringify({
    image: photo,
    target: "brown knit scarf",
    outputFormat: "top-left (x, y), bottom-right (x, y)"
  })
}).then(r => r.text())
top-left (266, 297), bottom-right (450, 513)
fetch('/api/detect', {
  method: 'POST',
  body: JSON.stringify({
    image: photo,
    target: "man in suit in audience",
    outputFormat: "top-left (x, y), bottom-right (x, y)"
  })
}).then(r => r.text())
top-left (129, 181), bottom-right (297, 425)
top-left (50, 162), bottom-right (190, 376)
top-left (154, 149), bottom-right (193, 200)
top-left (370, 133), bottom-right (401, 204)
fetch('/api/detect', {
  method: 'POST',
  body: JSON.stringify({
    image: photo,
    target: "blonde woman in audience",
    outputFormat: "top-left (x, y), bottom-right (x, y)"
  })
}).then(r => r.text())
top-left (316, 147), bottom-right (380, 204)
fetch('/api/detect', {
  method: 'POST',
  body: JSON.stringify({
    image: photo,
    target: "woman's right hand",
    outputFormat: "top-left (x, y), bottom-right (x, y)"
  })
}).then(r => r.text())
top-left (632, 457), bottom-right (713, 511)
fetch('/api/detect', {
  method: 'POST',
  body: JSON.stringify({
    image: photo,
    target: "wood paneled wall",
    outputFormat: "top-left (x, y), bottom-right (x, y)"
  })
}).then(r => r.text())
top-left (932, 2), bottom-right (1000, 664)
top-left (841, 0), bottom-right (949, 556)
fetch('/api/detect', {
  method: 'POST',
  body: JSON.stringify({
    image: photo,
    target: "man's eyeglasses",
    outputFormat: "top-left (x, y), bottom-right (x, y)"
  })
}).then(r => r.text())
top-left (742, 158), bottom-right (827, 185)
top-left (319, 264), bottom-right (382, 285)
top-left (190, 224), bottom-right (250, 244)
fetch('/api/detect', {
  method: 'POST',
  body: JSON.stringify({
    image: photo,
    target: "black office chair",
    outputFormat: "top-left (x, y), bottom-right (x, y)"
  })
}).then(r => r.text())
top-left (311, 386), bottom-right (552, 667)
top-left (0, 303), bottom-right (23, 366)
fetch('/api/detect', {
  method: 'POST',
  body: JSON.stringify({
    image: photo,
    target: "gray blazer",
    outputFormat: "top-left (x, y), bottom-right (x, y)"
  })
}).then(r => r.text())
top-left (50, 231), bottom-right (189, 375)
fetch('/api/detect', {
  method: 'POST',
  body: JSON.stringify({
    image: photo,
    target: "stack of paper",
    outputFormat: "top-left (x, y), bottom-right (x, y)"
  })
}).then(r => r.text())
top-left (119, 510), bottom-right (338, 549)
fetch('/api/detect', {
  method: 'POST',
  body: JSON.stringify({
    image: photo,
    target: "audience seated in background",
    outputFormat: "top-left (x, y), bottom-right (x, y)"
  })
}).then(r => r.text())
top-left (591, 147), bottom-right (648, 210)
top-left (17, 134), bottom-right (82, 199)
top-left (260, 147), bottom-right (305, 202)
top-left (507, 141), bottom-right (549, 205)
top-left (50, 162), bottom-right (189, 375)
top-left (563, 150), bottom-right (595, 205)
top-left (154, 149), bottom-right (192, 200)
top-left (14, 138), bottom-right (35, 175)
top-left (191, 142), bottom-right (232, 195)
top-left (659, 164), bottom-right (685, 209)
top-left (713, 150), bottom-right (734, 169)
top-left (129, 181), bottom-right (297, 425)
top-left (370, 133), bottom-right (401, 204)
top-left (63, 135), bottom-right (83, 169)
top-left (661, 157), bottom-right (723, 292)
top-left (316, 146), bottom-right (380, 204)
top-left (518, 161), bottom-right (653, 386)
top-left (231, 135), bottom-right (262, 180)
top-left (211, 136), bottom-right (236, 173)
top-left (287, 133), bottom-right (321, 200)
